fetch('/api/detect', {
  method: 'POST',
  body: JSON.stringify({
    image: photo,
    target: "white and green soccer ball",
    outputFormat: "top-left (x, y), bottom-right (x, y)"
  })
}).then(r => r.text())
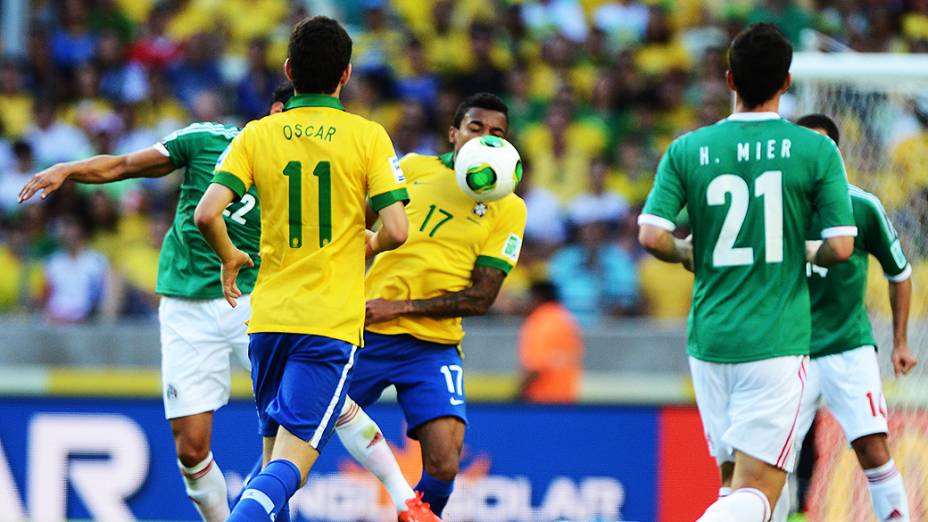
top-left (454, 135), bottom-right (523, 202)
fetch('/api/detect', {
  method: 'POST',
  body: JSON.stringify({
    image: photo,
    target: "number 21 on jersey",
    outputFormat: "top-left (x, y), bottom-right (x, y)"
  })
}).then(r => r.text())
top-left (707, 171), bottom-right (783, 267)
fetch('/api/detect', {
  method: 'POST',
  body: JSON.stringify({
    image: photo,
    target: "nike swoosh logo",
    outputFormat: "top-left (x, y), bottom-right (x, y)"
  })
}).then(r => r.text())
top-left (450, 398), bottom-right (464, 405)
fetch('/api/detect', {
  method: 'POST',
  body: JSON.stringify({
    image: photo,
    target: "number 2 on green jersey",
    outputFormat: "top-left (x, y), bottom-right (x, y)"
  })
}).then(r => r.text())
top-left (707, 171), bottom-right (782, 267)
top-left (282, 160), bottom-right (332, 249)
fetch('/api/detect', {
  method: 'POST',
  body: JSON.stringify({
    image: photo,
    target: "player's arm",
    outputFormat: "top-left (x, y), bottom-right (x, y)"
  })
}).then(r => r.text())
top-left (366, 265), bottom-right (507, 324)
top-left (18, 147), bottom-right (174, 203)
top-left (194, 184), bottom-right (254, 307)
top-left (366, 201), bottom-right (408, 256)
top-left (637, 139), bottom-right (694, 270)
top-left (809, 139), bottom-right (857, 266)
top-left (861, 196), bottom-right (917, 375)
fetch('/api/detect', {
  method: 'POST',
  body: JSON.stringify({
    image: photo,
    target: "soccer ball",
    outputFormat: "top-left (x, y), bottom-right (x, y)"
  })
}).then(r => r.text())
top-left (454, 135), bottom-right (523, 202)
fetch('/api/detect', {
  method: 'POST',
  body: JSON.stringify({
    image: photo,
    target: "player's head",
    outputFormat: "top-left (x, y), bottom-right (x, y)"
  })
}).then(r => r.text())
top-left (268, 81), bottom-right (295, 115)
top-left (797, 113), bottom-right (840, 145)
top-left (727, 23), bottom-right (793, 110)
top-left (449, 92), bottom-right (509, 155)
top-left (285, 17), bottom-right (352, 96)
top-left (529, 280), bottom-right (559, 308)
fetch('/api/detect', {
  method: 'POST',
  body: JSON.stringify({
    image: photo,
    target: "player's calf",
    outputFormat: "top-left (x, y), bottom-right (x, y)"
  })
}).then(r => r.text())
top-left (414, 417), bottom-right (465, 516)
top-left (170, 413), bottom-right (230, 522)
top-left (852, 434), bottom-right (909, 522)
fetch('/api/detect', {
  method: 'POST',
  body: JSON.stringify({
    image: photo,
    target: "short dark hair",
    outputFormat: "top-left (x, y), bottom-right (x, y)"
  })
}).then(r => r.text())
top-left (452, 92), bottom-right (509, 129)
top-left (796, 113), bottom-right (840, 146)
top-left (287, 16), bottom-right (352, 94)
top-left (728, 23), bottom-right (793, 109)
top-left (269, 81), bottom-right (295, 112)
top-left (530, 281), bottom-right (559, 304)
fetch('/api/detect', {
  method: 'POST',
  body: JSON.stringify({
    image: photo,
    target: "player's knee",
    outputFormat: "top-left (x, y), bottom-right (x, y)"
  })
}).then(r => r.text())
top-left (851, 433), bottom-right (890, 469)
top-left (175, 433), bottom-right (211, 467)
top-left (423, 452), bottom-right (459, 481)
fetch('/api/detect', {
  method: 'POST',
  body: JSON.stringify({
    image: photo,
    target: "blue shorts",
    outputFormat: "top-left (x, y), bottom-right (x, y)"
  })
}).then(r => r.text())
top-left (249, 333), bottom-right (357, 450)
top-left (349, 332), bottom-right (467, 438)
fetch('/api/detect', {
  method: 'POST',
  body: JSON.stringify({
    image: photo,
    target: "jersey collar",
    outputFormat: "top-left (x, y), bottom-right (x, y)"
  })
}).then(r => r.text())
top-left (284, 94), bottom-right (345, 112)
top-left (727, 112), bottom-right (781, 121)
top-left (439, 151), bottom-right (454, 169)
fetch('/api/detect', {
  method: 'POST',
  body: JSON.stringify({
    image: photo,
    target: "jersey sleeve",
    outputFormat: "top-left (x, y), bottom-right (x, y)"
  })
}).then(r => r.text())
top-left (861, 197), bottom-right (911, 282)
top-left (156, 124), bottom-right (200, 168)
top-left (366, 123), bottom-right (409, 212)
top-left (475, 198), bottom-right (528, 275)
top-left (814, 140), bottom-right (857, 239)
top-left (639, 138), bottom-right (686, 231)
top-left (212, 122), bottom-right (256, 199)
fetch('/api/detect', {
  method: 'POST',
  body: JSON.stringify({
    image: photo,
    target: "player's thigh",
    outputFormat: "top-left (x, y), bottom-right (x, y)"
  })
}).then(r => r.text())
top-left (159, 296), bottom-right (233, 420)
top-left (688, 357), bottom-right (735, 465)
top-left (217, 294), bottom-right (252, 371)
top-left (270, 334), bottom-right (358, 451)
top-left (726, 355), bottom-right (807, 472)
top-left (818, 346), bottom-right (888, 443)
top-left (394, 341), bottom-right (468, 440)
top-left (346, 332), bottom-right (399, 408)
top-left (793, 357), bottom-right (824, 454)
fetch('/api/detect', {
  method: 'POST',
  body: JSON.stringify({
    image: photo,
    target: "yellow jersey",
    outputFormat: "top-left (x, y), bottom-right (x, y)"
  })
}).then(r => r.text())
top-left (366, 152), bottom-right (527, 345)
top-left (213, 94), bottom-right (408, 345)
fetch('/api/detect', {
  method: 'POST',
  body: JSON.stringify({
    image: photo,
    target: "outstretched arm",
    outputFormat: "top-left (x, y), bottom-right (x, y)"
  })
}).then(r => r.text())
top-left (19, 147), bottom-right (174, 203)
top-left (365, 266), bottom-right (506, 325)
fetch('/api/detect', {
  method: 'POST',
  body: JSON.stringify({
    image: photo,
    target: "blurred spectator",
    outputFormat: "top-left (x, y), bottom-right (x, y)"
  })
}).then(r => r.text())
top-left (236, 38), bottom-right (283, 121)
top-left (43, 217), bottom-right (111, 323)
top-left (353, 0), bottom-right (406, 70)
top-left (454, 23), bottom-right (507, 96)
top-left (521, 101), bottom-right (598, 202)
top-left (115, 104), bottom-right (158, 155)
top-left (0, 141), bottom-right (37, 213)
top-left (0, 61), bottom-right (34, 139)
top-left (96, 30), bottom-right (149, 103)
top-left (24, 26), bottom-right (63, 97)
top-left (548, 220), bottom-right (639, 327)
top-left (593, 0), bottom-right (650, 46)
top-left (135, 72), bottom-right (187, 133)
top-left (393, 101), bottom-right (438, 157)
top-left (127, 4), bottom-right (183, 70)
top-left (89, 0), bottom-right (136, 43)
top-left (634, 5), bottom-right (691, 77)
top-left (522, 0), bottom-right (588, 43)
top-left (518, 280), bottom-right (583, 403)
top-left (51, 0), bottom-right (98, 70)
top-left (25, 103), bottom-right (92, 168)
top-left (607, 134), bottom-right (654, 206)
top-left (747, 0), bottom-right (811, 46)
top-left (396, 38), bottom-right (440, 111)
top-left (568, 157), bottom-right (630, 227)
top-left (521, 164), bottom-right (567, 248)
top-left (63, 64), bottom-right (114, 130)
top-left (167, 33), bottom-right (223, 108)
top-left (638, 254), bottom-right (693, 318)
top-left (0, 228), bottom-right (45, 313)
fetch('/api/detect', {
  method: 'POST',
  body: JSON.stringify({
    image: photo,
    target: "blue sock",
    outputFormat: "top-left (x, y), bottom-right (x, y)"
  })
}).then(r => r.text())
top-left (228, 460), bottom-right (301, 521)
top-left (278, 501), bottom-right (291, 522)
top-left (415, 471), bottom-right (454, 516)
top-left (230, 455), bottom-right (264, 508)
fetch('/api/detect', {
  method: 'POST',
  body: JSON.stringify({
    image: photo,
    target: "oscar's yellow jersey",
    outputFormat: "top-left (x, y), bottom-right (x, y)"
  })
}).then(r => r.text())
top-left (213, 94), bottom-right (408, 345)
top-left (366, 152), bottom-right (527, 345)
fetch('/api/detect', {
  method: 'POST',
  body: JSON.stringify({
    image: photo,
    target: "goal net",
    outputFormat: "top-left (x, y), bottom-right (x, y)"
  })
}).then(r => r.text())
top-left (788, 52), bottom-right (928, 522)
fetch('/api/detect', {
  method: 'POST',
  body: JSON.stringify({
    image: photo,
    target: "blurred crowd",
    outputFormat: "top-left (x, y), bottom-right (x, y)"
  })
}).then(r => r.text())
top-left (2, 0), bottom-right (928, 326)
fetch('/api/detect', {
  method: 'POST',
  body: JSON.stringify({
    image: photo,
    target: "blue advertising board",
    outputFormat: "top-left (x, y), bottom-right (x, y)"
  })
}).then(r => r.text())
top-left (0, 398), bottom-right (659, 521)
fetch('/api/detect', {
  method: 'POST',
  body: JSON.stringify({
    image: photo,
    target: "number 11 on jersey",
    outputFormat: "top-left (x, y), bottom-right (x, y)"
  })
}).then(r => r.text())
top-left (282, 160), bottom-right (333, 249)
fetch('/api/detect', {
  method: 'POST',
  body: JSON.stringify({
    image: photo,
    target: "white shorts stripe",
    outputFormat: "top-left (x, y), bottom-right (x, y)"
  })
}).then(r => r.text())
top-left (309, 345), bottom-right (358, 448)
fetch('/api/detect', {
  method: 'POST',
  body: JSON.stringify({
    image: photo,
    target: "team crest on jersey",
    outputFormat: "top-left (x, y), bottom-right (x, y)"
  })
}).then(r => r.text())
top-left (166, 384), bottom-right (178, 400)
top-left (473, 202), bottom-right (488, 217)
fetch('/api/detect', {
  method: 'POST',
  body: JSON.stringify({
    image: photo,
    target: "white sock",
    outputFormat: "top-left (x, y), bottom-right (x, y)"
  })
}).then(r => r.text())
top-left (771, 480), bottom-right (789, 522)
top-left (697, 488), bottom-right (770, 522)
top-left (335, 398), bottom-right (415, 512)
top-left (178, 452), bottom-right (230, 522)
top-left (864, 459), bottom-right (909, 521)
top-left (718, 486), bottom-right (732, 498)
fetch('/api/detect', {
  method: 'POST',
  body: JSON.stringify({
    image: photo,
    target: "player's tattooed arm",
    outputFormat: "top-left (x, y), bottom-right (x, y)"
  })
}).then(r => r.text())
top-left (365, 266), bottom-right (506, 325)
top-left (19, 147), bottom-right (174, 203)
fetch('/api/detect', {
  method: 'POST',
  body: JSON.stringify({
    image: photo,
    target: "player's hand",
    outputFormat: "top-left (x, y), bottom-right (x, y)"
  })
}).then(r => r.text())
top-left (365, 229), bottom-right (378, 258)
top-left (18, 165), bottom-right (71, 203)
top-left (805, 240), bottom-right (823, 263)
top-left (365, 298), bottom-right (406, 326)
top-left (892, 341), bottom-right (918, 377)
top-left (678, 235), bottom-right (694, 273)
top-left (221, 248), bottom-right (254, 307)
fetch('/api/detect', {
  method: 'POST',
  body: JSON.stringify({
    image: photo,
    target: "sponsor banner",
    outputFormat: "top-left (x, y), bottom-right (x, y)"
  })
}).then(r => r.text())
top-left (656, 407), bottom-right (719, 521)
top-left (0, 398), bottom-right (664, 521)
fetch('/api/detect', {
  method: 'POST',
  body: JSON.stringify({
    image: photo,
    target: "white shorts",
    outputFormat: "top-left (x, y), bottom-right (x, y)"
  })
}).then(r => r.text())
top-left (159, 295), bottom-right (251, 420)
top-left (689, 355), bottom-right (808, 472)
top-left (795, 346), bottom-right (888, 450)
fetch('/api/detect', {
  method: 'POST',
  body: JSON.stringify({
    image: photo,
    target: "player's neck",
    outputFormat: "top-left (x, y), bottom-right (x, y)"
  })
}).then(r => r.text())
top-left (733, 96), bottom-right (780, 115)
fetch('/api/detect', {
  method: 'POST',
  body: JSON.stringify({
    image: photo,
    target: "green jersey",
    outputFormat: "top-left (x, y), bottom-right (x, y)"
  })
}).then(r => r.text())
top-left (807, 185), bottom-right (910, 357)
top-left (154, 122), bottom-right (261, 299)
top-left (640, 113), bottom-right (856, 363)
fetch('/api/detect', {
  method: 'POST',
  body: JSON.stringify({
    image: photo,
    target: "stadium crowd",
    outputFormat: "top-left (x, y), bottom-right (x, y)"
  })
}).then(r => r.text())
top-left (1, 0), bottom-right (928, 326)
